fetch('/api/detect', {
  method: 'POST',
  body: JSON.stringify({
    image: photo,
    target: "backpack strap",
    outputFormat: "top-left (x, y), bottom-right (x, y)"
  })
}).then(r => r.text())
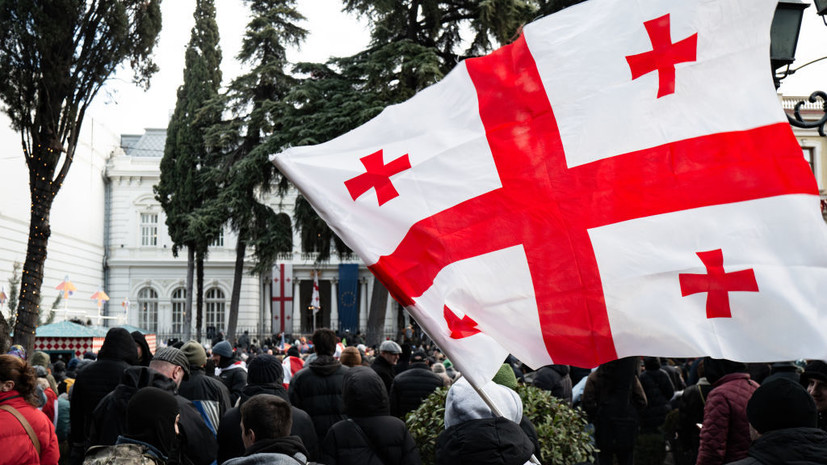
top-left (0, 404), bottom-right (41, 455)
top-left (347, 419), bottom-right (389, 465)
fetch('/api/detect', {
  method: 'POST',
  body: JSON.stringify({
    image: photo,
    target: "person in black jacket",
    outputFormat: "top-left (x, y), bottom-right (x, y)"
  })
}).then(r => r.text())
top-left (178, 340), bottom-right (231, 433)
top-left (217, 354), bottom-right (318, 464)
top-left (390, 349), bottom-right (444, 418)
top-left (288, 328), bottom-right (348, 441)
top-left (212, 340), bottom-right (247, 406)
top-left (371, 340), bottom-right (401, 393)
top-left (532, 364), bottom-right (573, 406)
top-left (132, 331), bottom-right (154, 367)
top-left (728, 378), bottom-right (827, 465)
top-left (638, 357), bottom-right (675, 432)
top-left (436, 377), bottom-right (534, 465)
top-left (321, 366), bottom-right (420, 465)
top-left (69, 327), bottom-right (138, 464)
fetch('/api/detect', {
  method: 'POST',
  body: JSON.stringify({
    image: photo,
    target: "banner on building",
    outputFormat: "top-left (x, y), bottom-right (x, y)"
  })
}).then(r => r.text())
top-left (338, 264), bottom-right (360, 333)
top-left (272, 263), bottom-right (294, 333)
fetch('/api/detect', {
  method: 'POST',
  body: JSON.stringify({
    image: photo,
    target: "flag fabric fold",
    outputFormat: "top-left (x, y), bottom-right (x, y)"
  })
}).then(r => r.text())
top-left (273, 0), bottom-right (827, 387)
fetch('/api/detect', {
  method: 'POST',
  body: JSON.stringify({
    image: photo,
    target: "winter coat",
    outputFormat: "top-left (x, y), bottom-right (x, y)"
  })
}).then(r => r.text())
top-left (178, 366), bottom-right (232, 433)
top-left (676, 378), bottom-right (712, 465)
top-left (435, 417), bottom-right (534, 465)
top-left (638, 367), bottom-right (675, 430)
top-left (581, 357), bottom-right (647, 452)
top-left (217, 383), bottom-right (318, 464)
top-left (389, 363), bottom-right (444, 418)
top-left (320, 367), bottom-right (420, 465)
top-left (288, 355), bottom-right (348, 440)
top-left (223, 436), bottom-right (308, 465)
top-left (726, 427), bottom-right (827, 465)
top-left (70, 327), bottom-right (138, 450)
top-left (533, 365), bottom-right (573, 405)
top-left (0, 390), bottom-right (60, 465)
top-left (697, 372), bottom-right (759, 465)
top-left (370, 355), bottom-right (396, 393)
top-left (217, 360), bottom-right (248, 407)
top-left (89, 366), bottom-right (217, 465)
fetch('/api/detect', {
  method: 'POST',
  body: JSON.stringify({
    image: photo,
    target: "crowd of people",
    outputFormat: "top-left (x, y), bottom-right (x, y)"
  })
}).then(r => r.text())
top-left (2, 325), bottom-right (827, 465)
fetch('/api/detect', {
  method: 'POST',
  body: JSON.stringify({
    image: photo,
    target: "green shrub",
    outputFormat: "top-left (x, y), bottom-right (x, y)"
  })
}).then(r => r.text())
top-left (405, 384), bottom-right (596, 465)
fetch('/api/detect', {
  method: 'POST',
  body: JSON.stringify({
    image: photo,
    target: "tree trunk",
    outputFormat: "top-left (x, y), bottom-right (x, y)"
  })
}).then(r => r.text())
top-left (366, 279), bottom-right (389, 348)
top-left (184, 246), bottom-right (194, 341)
top-left (13, 176), bottom-right (55, 354)
top-left (196, 251), bottom-right (204, 342)
top-left (0, 313), bottom-right (11, 354)
top-left (226, 239), bottom-right (245, 343)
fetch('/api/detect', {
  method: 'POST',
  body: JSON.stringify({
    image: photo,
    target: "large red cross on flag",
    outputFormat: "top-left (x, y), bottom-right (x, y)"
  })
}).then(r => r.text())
top-left (273, 0), bottom-right (827, 387)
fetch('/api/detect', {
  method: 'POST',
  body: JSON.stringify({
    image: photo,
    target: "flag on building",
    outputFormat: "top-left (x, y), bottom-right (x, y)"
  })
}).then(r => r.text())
top-left (311, 272), bottom-right (321, 315)
top-left (338, 264), bottom-right (360, 333)
top-left (272, 263), bottom-right (294, 333)
top-left (272, 0), bottom-right (827, 387)
top-left (55, 276), bottom-right (76, 299)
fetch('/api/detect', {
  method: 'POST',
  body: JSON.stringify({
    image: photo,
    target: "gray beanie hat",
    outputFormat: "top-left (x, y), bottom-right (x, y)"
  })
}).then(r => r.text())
top-left (212, 340), bottom-right (233, 358)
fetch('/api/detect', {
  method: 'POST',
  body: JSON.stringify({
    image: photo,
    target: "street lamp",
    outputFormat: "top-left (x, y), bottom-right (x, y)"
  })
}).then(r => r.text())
top-left (773, 0), bottom-right (827, 136)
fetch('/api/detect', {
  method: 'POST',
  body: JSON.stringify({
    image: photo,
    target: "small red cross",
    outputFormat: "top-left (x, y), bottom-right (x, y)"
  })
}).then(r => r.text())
top-left (625, 14), bottom-right (698, 98)
top-left (344, 149), bottom-right (411, 206)
top-left (679, 249), bottom-right (759, 319)
top-left (444, 305), bottom-right (481, 339)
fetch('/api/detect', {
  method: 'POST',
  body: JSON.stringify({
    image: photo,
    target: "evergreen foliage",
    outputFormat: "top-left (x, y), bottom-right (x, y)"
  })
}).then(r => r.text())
top-left (155, 0), bottom-right (222, 341)
top-left (0, 0), bottom-right (162, 353)
top-left (405, 384), bottom-right (596, 465)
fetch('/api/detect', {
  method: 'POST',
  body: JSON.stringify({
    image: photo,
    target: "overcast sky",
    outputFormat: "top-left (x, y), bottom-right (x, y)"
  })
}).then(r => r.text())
top-left (87, 1), bottom-right (827, 139)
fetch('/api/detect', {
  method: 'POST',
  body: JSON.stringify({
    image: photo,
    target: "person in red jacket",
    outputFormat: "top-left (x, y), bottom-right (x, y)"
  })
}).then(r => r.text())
top-left (0, 354), bottom-right (60, 465)
top-left (696, 358), bottom-right (759, 465)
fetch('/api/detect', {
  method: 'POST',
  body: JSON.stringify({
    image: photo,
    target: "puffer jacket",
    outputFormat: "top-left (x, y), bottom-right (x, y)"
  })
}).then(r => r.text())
top-left (288, 355), bottom-right (348, 440)
top-left (638, 367), bottom-right (675, 430)
top-left (697, 372), bottom-right (758, 465)
top-left (726, 427), bottom-right (827, 465)
top-left (435, 417), bottom-right (534, 465)
top-left (89, 366), bottom-right (218, 465)
top-left (223, 436), bottom-right (308, 465)
top-left (70, 327), bottom-right (137, 452)
top-left (0, 390), bottom-right (60, 465)
top-left (320, 367), bottom-right (420, 465)
top-left (217, 383), bottom-right (318, 464)
top-left (370, 356), bottom-right (396, 393)
top-left (389, 363), bottom-right (444, 418)
top-left (179, 366), bottom-right (232, 433)
top-left (217, 360), bottom-right (248, 407)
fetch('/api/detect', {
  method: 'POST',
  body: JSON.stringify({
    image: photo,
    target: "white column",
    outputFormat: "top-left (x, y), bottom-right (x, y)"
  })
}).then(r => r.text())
top-left (359, 278), bottom-right (368, 332)
top-left (330, 279), bottom-right (339, 331)
top-left (385, 293), bottom-right (395, 338)
top-left (292, 280), bottom-right (301, 334)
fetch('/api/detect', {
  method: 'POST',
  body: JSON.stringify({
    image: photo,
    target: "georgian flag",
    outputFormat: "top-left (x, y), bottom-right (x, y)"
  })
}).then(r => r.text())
top-left (273, 0), bottom-right (827, 387)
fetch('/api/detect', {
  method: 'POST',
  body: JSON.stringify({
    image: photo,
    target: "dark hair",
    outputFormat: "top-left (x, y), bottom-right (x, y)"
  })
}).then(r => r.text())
top-left (241, 394), bottom-right (292, 440)
top-left (0, 354), bottom-right (39, 405)
top-left (312, 328), bottom-right (337, 356)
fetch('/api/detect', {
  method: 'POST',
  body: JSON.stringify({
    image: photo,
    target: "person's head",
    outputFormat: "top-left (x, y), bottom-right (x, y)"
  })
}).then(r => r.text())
top-left (312, 328), bottom-right (337, 357)
top-left (211, 340), bottom-right (233, 365)
top-left (801, 360), bottom-right (827, 412)
top-left (444, 377), bottom-right (523, 428)
top-left (127, 387), bottom-right (180, 458)
top-left (247, 354), bottom-right (283, 385)
top-left (131, 331), bottom-right (153, 365)
top-left (180, 340), bottom-right (207, 370)
top-left (240, 394), bottom-right (292, 449)
top-left (98, 327), bottom-right (138, 364)
top-left (30, 351), bottom-right (51, 370)
top-left (0, 354), bottom-right (39, 405)
top-left (410, 349), bottom-right (428, 366)
top-left (6, 344), bottom-right (26, 360)
top-left (342, 366), bottom-right (390, 417)
top-left (149, 347), bottom-right (190, 387)
top-left (379, 340), bottom-right (402, 365)
top-left (747, 378), bottom-right (817, 438)
top-left (339, 346), bottom-right (362, 367)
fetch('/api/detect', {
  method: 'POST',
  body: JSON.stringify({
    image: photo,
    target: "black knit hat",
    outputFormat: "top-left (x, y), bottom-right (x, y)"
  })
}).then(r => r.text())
top-left (800, 360), bottom-right (827, 385)
top-left (747, 378), bottom-right (817, 434)
top-left (247, 354), bottom-right (283, 385)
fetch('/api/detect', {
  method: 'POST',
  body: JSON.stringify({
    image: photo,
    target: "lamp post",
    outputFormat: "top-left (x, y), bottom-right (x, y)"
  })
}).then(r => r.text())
top-left (773, 0), bottom-right (827, 135)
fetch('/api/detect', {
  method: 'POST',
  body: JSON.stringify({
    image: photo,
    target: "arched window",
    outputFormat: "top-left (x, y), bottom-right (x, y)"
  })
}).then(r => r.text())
top-left (205, 288), bottom-right (225, 331)
top-left (137, 287), bottom-right (158, 332)
top-left (171, 288), bottom-right (186, 335)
